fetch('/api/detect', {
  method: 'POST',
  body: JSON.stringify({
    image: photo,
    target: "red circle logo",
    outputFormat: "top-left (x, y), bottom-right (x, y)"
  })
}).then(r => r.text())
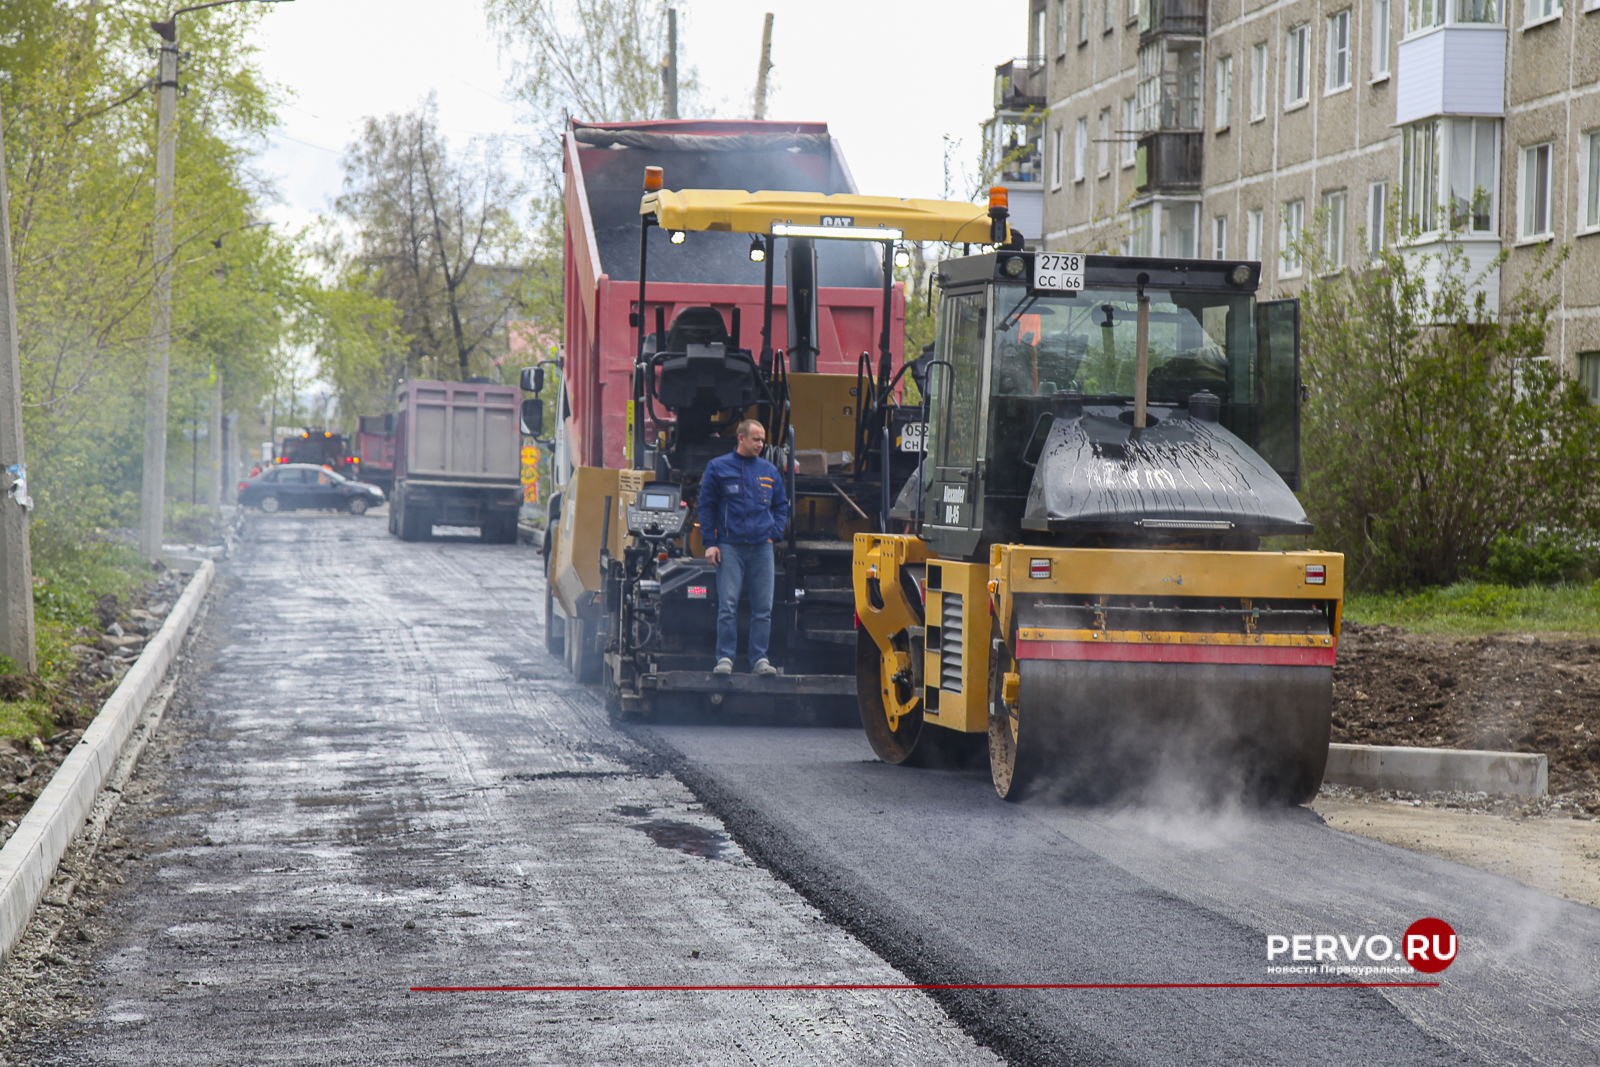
top-left (1404, 917), bottom-right (1458, 974)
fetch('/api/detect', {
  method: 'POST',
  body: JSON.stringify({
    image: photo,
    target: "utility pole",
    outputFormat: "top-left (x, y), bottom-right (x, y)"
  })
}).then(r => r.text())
top-left (753, 13), bottom-right (774, 120)
top-left (139, 20), bottom-right (180, 564)
top-left (207, 369), bottom-right (222, 509)
top-left (664, 8), bottom-right (679, 120)
top-left (0, 102), bottom-right (37, 673)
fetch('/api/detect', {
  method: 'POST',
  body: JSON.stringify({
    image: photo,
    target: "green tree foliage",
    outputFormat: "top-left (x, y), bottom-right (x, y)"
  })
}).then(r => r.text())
top-left (322, 97), bottom-right (528, 407)
top-left (1297, 229), bottom-right (1600, 591)
top-left (1, 0), bottom-right (311, 556)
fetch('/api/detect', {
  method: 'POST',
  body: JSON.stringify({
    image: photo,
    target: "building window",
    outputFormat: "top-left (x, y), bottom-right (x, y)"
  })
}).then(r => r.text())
top-left (1121, 97), bottom-right (1137, 165)
top-left (1401, 120), bottom-right (1438, 231)
top-left (1130, 202), bottom-right (1199, 257)
top-left (1247, 207), bottom-right (1264, 261)
top-left (1373, 0), bottom-right (1392, 77)
top-left (1079, 0), bottom-right (1089, 41)
top-left (1285, 25), bottom-right (1310, 106)
top-left (1326, 12), bottom-right (1352, 92)
top-left (1281, 199), bottom-right (1306, 276)
top-left (1250, 44), bottom-right (1268, 119)
top-left (1057, 0), bottom-right (1069, 54)
top-left (1104, 0), bottom-right (1115, 31)
top-left (1525, 0), bottom-right (1561, 24)
top-left (1074, 117), bottom-right (1088, 182)
top-left (1034, 5), bottom-right (1048, 57)
top-left (1216, 55), bottom-right (1233, 128)
top-left (1447, 118), bottom-right (1499, 232)
top-left (1128, 0), bottom-right (1139, 22)
top-left (1369, 181), bottom-right (1389, 254)
top-left (1052, 126), bottom-right (1064, 189)
top-left (1580, 352), bottom-right (1600, 405)
top-left (1457, 0), bottom-right (1500, 21)
top-left (1520, 142), bottom-right (1553, 239)
top-left (1322, 189), bottom-right (1348, 268)
top-left (1213, 215), bottom-right (1228, 258)
top-left (1137, 40), bottom-right (1203, 131)
top-left (1579, 130), bottom-right (1600, 232)
top-left (1407, 0), bottom-right (1446, 32)
top-left (1098, 108), bottom-right (1112, 176)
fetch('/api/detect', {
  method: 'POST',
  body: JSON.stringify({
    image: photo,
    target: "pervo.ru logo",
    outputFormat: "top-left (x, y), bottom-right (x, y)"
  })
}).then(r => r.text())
top-left (1266, 917), bottom-right (1458, 975)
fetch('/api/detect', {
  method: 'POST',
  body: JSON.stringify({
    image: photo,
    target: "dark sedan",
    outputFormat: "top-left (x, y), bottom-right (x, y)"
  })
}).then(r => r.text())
top-left (237, 464), bottom-right (386, 515)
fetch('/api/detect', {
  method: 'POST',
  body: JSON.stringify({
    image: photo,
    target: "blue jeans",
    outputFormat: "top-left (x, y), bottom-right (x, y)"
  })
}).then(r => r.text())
top-left (715, 542), bottom-right (774, 663)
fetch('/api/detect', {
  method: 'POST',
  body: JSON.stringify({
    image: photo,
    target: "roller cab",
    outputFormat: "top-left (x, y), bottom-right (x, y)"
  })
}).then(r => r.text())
top-left (854, 248), bottom-right (1345, 802)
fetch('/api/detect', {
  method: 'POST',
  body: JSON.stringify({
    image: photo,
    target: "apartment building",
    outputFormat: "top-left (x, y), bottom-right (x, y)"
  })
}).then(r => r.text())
top-left (1006, 0), bottom-right (1600, 385)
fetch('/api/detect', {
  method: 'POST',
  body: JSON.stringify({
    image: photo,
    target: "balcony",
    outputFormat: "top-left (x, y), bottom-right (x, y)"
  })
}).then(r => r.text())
top-left (993, 57), bottom-right (1047, 112)
top-left (1135, 131), bottom-right (1203, 192)
top-left (1395, 26), bottom-right (1506, 124)
top-left (1139, 0), bottom-right (1207, 41)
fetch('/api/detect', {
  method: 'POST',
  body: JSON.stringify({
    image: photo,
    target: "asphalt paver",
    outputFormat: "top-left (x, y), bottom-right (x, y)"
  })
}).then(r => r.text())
top-left (13, 513), bottom-right (998, 1066)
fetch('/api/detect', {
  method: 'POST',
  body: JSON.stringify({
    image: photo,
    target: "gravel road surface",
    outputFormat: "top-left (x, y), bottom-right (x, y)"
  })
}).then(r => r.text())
top-left (6, 513), bottom-right (996, 1066)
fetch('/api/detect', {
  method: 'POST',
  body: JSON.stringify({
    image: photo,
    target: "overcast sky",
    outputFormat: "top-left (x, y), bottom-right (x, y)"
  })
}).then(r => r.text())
top-left (248, 0), bottom-right (1027, 235)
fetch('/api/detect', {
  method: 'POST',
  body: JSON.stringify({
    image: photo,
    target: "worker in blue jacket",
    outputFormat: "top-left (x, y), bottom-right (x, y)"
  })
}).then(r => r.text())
top-left (698, 419), bottom-right (788, 676)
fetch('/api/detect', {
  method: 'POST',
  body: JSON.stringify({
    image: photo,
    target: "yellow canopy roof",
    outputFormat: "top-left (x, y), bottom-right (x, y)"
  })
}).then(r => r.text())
top-left (641, 189), bottom-right (1005, 244)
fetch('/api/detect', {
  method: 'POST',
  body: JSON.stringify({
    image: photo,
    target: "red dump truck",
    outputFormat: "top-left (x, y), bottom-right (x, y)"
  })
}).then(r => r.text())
top-left (557, 118), bottom-right (904, 474)
top-left (387, 378), bottom-right (522, 544)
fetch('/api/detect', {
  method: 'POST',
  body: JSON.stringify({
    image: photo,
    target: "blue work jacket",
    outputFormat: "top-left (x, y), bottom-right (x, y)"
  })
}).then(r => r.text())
top-left (698, 450), bottom-right (789, 547)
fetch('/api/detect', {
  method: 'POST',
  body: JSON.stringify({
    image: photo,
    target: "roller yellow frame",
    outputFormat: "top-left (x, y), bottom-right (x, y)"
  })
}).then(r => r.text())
top-left (853, 536), bottom-right (1345, 736)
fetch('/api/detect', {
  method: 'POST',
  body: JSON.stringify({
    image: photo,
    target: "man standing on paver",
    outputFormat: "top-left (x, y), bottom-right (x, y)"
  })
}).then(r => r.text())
top-left (698, 420), bottom-right (788, 677)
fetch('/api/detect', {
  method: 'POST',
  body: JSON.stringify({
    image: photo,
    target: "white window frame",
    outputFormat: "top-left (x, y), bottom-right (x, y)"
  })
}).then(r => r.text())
top-left (1213, 214), bottom-right (1228, 258)
top-left (1104, 0), bottom-right (1115, 31)
top-left (1074, 116), bottom-right (1088, 183)
top-left (1216, 55), bottom-right (1233, 129)
top-left (1034, 6), bottom-right (1048, 57)
top-left (1524, 0), bottom-right (1562, 27)
top-left (1281, 199), bottom-right (1306, 276)
top-left (1372, 0), bottom-right (1392, 78)
top-left (1578, 129), bottom-right (1600, 234)
top-left (1369, 180), bottom-right (1389, 255)
top-left (1079, 0), bottom-right (1090, 42)
top-left (1322, 189), bottom-right (1348, 269)
top-left (1051, 126), bottom-right (1064, 189)
top-left (1250, 43), bottom-right (1269, 120)
top-left (1121, 96), bottom-right (1137, 166)
top-left (1247, 207), bottom-right (1264, 261)
top-left (1518, 141), bottom-right (1554, 240)
top-left (1580, 352), bottom-right (1600, 405)
top-left (1098, 108), bottom-right (1112, 176)
top-left (1128, 0), bottom-right (1139, 22)
top-left (1326, 11), bottom-right (1352, 93)
top-left (1057, 0), bottom-right (1069, 55)
top-left (1285, 25), bottom-right (1311, 107)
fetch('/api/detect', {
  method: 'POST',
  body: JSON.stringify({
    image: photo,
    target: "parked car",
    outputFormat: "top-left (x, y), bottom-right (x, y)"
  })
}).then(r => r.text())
top-left (237, 464), bottom-right (386, 515)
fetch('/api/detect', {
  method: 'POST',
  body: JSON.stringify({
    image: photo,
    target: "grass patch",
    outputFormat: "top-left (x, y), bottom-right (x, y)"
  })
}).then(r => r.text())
top-left (0, 541), bottom-right (149, 743)
top-left (1344, 580), bottom-right (1600, 636)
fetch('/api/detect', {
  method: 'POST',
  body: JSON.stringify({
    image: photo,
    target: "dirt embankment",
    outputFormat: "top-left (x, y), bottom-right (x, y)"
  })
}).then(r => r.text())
top-left (1331, 621), bottom-right (1600, 799)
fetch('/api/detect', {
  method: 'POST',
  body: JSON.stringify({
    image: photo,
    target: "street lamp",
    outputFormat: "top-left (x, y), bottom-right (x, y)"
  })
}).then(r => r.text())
top-left (138, 0), bottom-right (293, 564)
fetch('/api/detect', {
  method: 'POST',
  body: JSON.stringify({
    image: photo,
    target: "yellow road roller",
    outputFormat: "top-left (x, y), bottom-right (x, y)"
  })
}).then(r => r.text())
top-left (853, 228), bottom-right (1343, 802)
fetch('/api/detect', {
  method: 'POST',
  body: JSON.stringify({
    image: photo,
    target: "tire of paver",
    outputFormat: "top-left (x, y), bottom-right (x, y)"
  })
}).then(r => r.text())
top-left (544, 575), bottom-right (565, 657)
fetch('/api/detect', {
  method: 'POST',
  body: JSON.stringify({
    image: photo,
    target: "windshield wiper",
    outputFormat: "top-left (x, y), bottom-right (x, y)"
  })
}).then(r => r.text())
top-left (996, 294), bottom-right (1039, 334)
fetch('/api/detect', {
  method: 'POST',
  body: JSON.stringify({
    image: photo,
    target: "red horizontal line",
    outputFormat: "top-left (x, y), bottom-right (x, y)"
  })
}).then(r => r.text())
top-left (1014, 640), bottom-right (1336, 667)
top-left (410, 982), bottom-right (1439, 992)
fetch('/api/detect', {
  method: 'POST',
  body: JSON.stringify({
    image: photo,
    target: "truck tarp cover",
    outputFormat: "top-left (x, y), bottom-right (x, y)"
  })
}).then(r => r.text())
top-left (573, 122), bottom-right (881, 289)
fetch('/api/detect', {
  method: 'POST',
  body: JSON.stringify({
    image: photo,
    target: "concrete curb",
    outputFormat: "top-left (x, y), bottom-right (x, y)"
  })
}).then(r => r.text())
top-left (0, 559), bottom-right (216, 962)
top-left (1324, 742), bottom-right (1549, 797)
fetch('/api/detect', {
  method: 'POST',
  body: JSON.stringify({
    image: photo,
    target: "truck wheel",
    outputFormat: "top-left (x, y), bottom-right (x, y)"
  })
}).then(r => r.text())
top-left (400, 504), bottom-right (431, 542)
top-left (544, 579), bottom-right (565, 657)
top-left (347, 496), bottom-right (369, 516)
top-left (259, 494), bottom-right (280, 514)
